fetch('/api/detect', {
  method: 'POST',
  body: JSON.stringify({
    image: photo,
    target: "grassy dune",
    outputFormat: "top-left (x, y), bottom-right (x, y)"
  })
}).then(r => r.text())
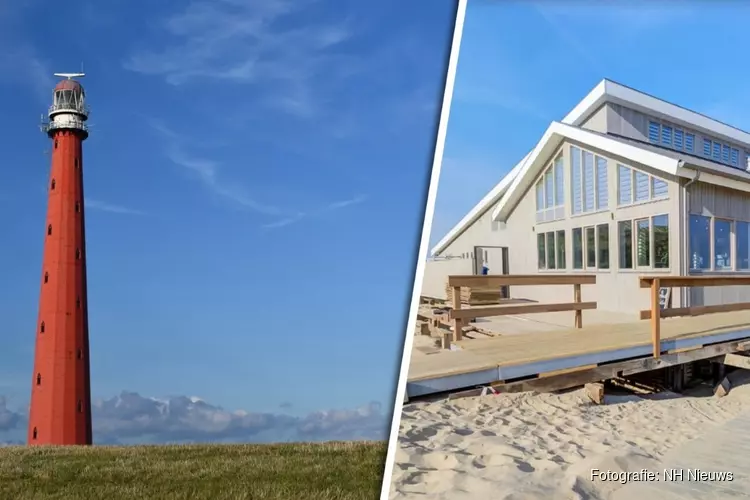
top-left (0, 441), bottom-right (387, 499)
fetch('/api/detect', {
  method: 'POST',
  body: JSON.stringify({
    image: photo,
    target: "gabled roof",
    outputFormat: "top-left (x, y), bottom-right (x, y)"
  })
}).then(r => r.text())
top-left (491, 122), bottom-right (681, 221)
top-left (565, 79), bottom-right (750, 147)
top-left (430, 79), bottom-right (750, 256)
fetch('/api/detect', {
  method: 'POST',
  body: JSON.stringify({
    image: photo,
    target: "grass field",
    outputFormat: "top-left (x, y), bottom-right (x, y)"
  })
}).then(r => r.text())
top-left (0, 441), bottom-right (387, 499)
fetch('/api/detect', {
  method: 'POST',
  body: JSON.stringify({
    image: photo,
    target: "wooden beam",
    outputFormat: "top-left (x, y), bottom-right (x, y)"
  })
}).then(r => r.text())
top-left (715, 376), bottom-right (732, 398)
top-left (650, 278), bottom-right (661, 358)
top-left (573, 283), bottom-right (582, 328)
top-left (449, 301), bottom-right (597, 320)
top-left (451, 286), bottom-right (463, 342)
top-left (722, 353), bottom-right (750, 370)
top-left (448, 274), bottom-right (596, 288)
top-left (585, 383), bottom-right (605, 404)
top-left (640, 275), bottom-right (750, 288)
top-left (442, 341), bottom-right (750, 400)
top-left (640, 301), bottom-right (750, 319)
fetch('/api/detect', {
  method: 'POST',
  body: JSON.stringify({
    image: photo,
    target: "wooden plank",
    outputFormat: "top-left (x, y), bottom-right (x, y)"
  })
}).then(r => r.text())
top-left (451, 286), bottom-right (463, 342)
top-left (714, 376), bottom-right (732, 397)
top-left (573, 283), bottom-right (582, 328)
top-left (640, 275), bottom-right (750, 288)
top-left (449, 301), bottom-right (597, 321)
top-left (641, 301), bottom-right (750, 319)
top-left (448, 274), bottom-right (596, 287)
top-left (650, 278), bottom-right (661, 358)
top-left (585, 383), bottom-right (604, 404)
top-left (722, 353), bottom-right (750, 370)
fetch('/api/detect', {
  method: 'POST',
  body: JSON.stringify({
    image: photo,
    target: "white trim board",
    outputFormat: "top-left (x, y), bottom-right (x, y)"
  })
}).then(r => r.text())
top-left (429, 154), bottom-right (527, 256)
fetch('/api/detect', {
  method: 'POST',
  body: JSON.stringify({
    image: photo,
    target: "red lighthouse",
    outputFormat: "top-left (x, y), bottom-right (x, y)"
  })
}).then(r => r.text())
top-left (28, 73), bottom-right (92, 445)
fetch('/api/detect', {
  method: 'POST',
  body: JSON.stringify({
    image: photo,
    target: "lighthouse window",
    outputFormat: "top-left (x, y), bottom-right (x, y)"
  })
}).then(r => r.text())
top-left (47, 224), bottom-right (52, 236)
top-left (32, 427), bottom-right (38, 440)
top-left (77, 400), bottom-right (83, 413)
top-left (77, 349), bottom-right (82, 359)
top-left (75, 202), bottom-right (80, 213)
top-left (54, 140), bottom-right (58, 149)
top-left (40, 322), bottom-right (45, 333)
top-left (75, 248), bottom-right (81, 260)
top-left (51, 179), bottom-right (56, 190)
top-left (76, 297), bottom-right (81, 309)
top-left (44, 272), bottom-right (49, 284)
top-left (36, 373), bottom-right (41, 385)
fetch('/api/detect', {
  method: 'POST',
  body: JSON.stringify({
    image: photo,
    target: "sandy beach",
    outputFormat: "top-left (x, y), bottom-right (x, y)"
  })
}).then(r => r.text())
top-left (389, 375), bottom-right (750, 499)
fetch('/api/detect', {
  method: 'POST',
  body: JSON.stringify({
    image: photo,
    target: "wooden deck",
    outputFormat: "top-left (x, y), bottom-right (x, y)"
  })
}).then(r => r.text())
top-left (407, 310), bottom-right (750, 398)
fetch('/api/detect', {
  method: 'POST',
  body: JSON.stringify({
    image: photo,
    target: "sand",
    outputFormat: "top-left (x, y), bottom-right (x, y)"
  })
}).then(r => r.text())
top-left (389, 374), bottom-right (750, 500)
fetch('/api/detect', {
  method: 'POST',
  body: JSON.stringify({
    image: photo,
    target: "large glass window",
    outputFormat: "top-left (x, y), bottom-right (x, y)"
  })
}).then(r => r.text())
top-left (689, 215), bottom-right (711, 270)
top-left (618, 221), bottom-right (633, 269)
top-left (597, 224), bottom-right (609, 269)
top-left (738, 221), bottom-right (750, 271)
top-left (636, 219), bottom-right (650, 267)
top-left (618, 165), bottom-right (632, 206)
top-left (537, 233), bottom-right (546, 269)
top-left (571, 147), bottom-right (582, 214)
top-left (585, 226), bottom-right (596, 268)
top-left (595, 156), bottom-right (608, 210)
top-left (535, 182), bottom-right (544, 211)
top-left (556, 230), bottom-right (566, 269)
top-left (634, 172), bottom-right (650, 202)
top-left (583, 151), bottom-right (595, 212)
top-left (554, 157), bottom-right (564, 207)
top-left (572, 228), bottom-right (583, 269)
top-left (714, 219), bottom-right (732, 270)
top-left (652, 215), bottom-right (669, 269)
top-left (546, 232), bottom-right (556, 270)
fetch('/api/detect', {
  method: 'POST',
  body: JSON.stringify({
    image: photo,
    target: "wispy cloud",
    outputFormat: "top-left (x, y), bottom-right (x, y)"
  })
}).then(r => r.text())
top-left (260, 194), bottom-right (367, 230)
top-left (85, 198), bottom-right (147, 216)
top-left (124, 0), bottom-right (354, 119)
top-left (149, 120), bottom-right (366, 227)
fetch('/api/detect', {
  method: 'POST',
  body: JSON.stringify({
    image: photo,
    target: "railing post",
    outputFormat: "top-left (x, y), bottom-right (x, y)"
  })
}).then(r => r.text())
top-left (573, 283), bottom-right (582, 328)
top-left (451, 285), bottom-right (463, 342)
top-left (651, 278), bottom-right (661, 358)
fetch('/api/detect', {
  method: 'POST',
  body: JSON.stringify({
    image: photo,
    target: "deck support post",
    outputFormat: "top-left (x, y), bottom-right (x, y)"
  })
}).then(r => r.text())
top-left (650, 278), bottom-right (661, 358)
top-left (451, 285), bottom-right (463, 342)
top-left (573, 283), bottom-right (582, 328)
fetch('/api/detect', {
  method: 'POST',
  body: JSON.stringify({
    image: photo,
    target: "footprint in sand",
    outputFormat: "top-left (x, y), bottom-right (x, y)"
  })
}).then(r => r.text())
top-left (420, 452), bottom-right (460, 470)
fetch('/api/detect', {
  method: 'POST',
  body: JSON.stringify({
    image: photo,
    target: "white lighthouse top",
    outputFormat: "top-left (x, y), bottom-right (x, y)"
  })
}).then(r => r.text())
top-left (41, 72), bottom-right (90, 139)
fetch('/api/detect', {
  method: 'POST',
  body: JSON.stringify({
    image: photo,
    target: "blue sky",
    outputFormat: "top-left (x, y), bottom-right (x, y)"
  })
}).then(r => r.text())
top-left (0, 0), bottom-right (456, 444)
top-left (432, 0), bottom-right (750, 248)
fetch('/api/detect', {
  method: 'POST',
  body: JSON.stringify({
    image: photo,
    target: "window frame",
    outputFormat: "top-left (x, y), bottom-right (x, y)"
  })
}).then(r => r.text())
top-left (571, 146), bottom-right (608, 217)
top-left (572, 227), bottom-right (583, 270)
top-left (617, 164), bottom-right (668, 207)
top-left (555, 230), bottom-right (566, 270)
top-left (634, 217), bottom-right (652, 270)
top-left (713, 218), bottom-right (734, 272)
top-left (535, 153), bottom-right (565, 223)
top-left (616, 215), bottom-right (670, 271)
top-left (584, 225), bottom-right (597, 270)
top-left (596, 223), bottom-right (610, 270)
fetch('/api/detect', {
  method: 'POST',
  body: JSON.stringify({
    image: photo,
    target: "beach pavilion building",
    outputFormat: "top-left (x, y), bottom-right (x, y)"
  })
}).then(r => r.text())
top-left (425, 79), bottom-right (750, 315)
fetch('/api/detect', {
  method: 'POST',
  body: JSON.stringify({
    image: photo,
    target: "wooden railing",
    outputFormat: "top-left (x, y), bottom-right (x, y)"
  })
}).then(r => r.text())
top-left (447, 275), bottom-right (597, 343)
top-left (640, 276), bottom-right (750, 358)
